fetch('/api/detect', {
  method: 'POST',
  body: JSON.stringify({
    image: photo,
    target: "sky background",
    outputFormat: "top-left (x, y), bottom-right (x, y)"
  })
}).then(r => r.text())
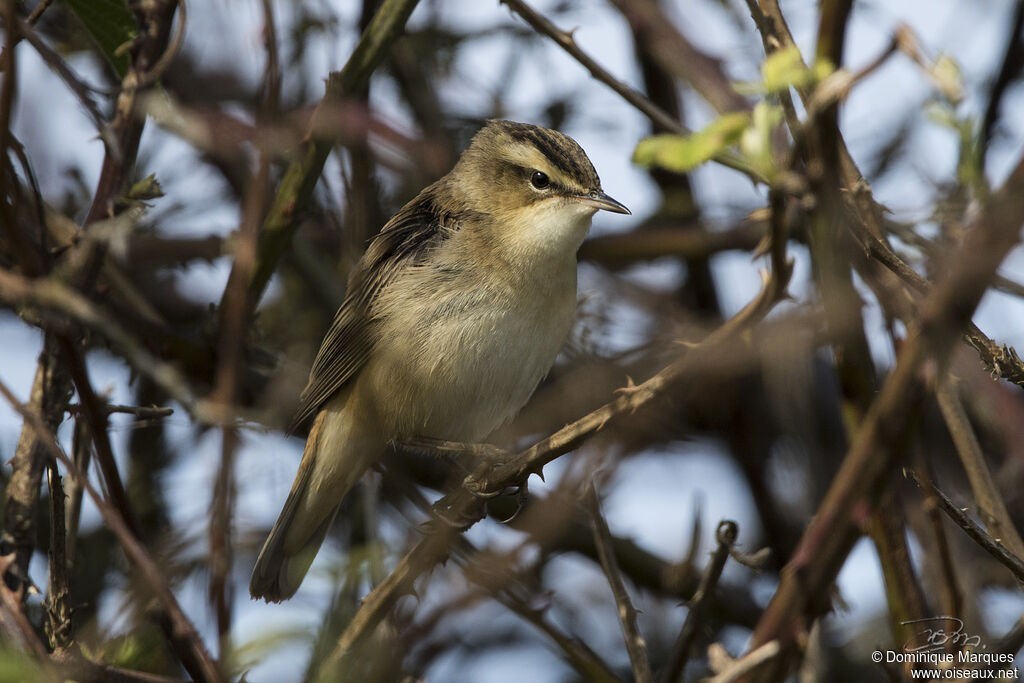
top-left (3, 0), bottom-right (1024, 680)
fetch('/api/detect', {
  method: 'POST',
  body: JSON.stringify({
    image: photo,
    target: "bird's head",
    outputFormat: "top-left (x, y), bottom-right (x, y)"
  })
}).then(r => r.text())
top-left (443, 120), bottom-right (630, 261)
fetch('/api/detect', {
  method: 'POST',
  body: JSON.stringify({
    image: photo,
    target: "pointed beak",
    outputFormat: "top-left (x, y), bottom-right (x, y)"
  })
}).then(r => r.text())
top-left (576, 189), bottom-right (631, 215)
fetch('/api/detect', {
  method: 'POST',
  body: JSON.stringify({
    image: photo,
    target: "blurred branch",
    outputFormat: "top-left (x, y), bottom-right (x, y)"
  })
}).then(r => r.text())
top-left (14, 15), bottom-right (114, 151)
top-left (980, 0), bottom-right (1024, 165)
top-left (69, 403), bottom-right (175, 419)
top-left (0, 268), bottom-right (204, 417)
top-left (744, 147), bottom-right (1024, 678)
top-left (907, 470), bottom-right (1024, 583)
top-left (0, 555), bottom-right (48, 659)
top-left (855, 223), bottom-right (1024, 386)
top-left (935, 376), bottom-right (1024, 560)
top-left (707, 642), bottom-right (781, 683)
top-left (247, 0), bottom-right (420, 303)
top-left (660, 520), bottom-right (738, 683)
top-left (500, 0), bottom-right (761, 181)
top-left (1, 333), bottom-right (70, 596)
top-left (0, 378), bottom-right (225, 683)
top-left (579, 220), bottom-right (765, 270)
top-left (607, 0), bottom-right (750, 114)
top-left (585, 483), bottom-right (653, 683)
top-left (60, 337), bottom-right (143, 537)
top-left (746, 0), bottom-right (1024, 389)
top-left (44, 463), bottom-right (72, 650)
top-left (490, 588), bottom-right (621, 683)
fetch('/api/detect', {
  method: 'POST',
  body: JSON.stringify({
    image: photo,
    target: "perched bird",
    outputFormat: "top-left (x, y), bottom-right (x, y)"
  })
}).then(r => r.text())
top-left (250, 120), bottom-right (630, 602)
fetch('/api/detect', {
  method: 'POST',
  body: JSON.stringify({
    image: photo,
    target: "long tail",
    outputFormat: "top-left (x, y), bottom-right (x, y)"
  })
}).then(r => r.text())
top-left (250, 399), bottom-right (374, 602)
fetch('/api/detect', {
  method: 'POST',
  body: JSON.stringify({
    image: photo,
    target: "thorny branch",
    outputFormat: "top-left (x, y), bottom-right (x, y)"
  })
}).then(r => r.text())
top-left (585, 483), bottom-right (654, 683)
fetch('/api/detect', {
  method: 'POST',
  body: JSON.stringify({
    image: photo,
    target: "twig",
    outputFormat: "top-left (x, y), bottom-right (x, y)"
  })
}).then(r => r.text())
top-left (59, 337), bottom-right (143, 538)
top-left (853, 222), bottom-right (1024, 385)
top-left (44, 462), bottom-right (73, 650)
top-left (980, 0), bottom-right (1024, 165)
top-left (15, 16), bottom-right (114, 151)
top-left (499, 0), bottom-right (760, 181)
top-left (0, 378), bottom-right (225, 683)
top-left (68, 403), bottom-right (174, 419)
top-left (660, 521), bottom-right (738, 683)
top-left (707, 641), bottom-right (781, 683)
top-left (26, 0), bottom-right (54, 24)
top-left (492, 588), bottom-right (622, 683)
top-left (935, 376), bottom-right (1024, 559)
top-left (585, 483), bottom-right (653, 683)
top-left (208, 125), bottom-right (271, 656)
top-left (0, 555), bottom-right (48, 659)
top-left (134, 0), bottom-right (187, 90)
top-left (2, 333), bottom-right (71, 596)
top-left (65, 417), bottom-right (91, 568)
top-left (906, 470), bottom-right (1024, 583)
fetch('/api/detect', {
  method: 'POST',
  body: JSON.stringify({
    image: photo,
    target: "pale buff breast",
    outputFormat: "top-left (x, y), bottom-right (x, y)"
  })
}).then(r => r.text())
top-left (365, 256), bottom-right (578, 443)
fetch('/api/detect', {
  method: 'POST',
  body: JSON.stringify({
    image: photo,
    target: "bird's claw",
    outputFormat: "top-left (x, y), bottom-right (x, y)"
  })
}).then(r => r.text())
top-left (493, 480), bottom-right (529, 524)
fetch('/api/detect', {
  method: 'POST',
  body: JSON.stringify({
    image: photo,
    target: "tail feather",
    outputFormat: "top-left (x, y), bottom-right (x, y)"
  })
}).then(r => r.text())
top-left (249, 463), bottom-right (339, 602)
top-left (250, 399), bottom-right (375, 602)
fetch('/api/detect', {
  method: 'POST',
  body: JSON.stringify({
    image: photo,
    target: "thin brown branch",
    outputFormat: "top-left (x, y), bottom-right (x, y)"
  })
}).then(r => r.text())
top-left (585, 483), bottom-right (653, 683)
top-left (2, 333), bottom-right (71, 596)
top-left (499, 0), bottom-right (760, 181)
top-left (907, 470), bottom-right (1024, 583)
top-left (44, 463), bottom-right (72, 650)
top-left (935, 375), bottom-right (1024, 560)
top-left (68, 403), bottom-right (175, 419)
top-left (579, 221), bottom-right (765, 270)
top-left (0, 555), bottom-right (48, 659)
top-left (661, 521), bottom-right (738, 683)
top-left (25, 0), bottom-right (54, 24)
top-left (491, 588), bottom-right (622, 683)
top-left (14, 16), bottom-right (113, 150)
top-left (707, 641), bottom-right (781, 683)
top-left (59, 337), bottom-right (143, 538)
top-left (0, 378), bottom-right (225, 683)
top-left (208, 147), bottom-right (270, 654)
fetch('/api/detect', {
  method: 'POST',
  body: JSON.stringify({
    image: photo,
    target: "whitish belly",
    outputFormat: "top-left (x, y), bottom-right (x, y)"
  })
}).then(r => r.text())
top-left (366, 279), bottom-right (576, 442)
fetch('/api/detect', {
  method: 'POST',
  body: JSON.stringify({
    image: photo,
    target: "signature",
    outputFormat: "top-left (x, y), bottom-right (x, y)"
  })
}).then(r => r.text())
top-left (901, 617), bottom-right (983, 653)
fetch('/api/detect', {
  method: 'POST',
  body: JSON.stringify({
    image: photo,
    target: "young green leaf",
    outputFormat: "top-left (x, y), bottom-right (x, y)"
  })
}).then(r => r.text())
top-left (633, 113), bottom-right (751, 173)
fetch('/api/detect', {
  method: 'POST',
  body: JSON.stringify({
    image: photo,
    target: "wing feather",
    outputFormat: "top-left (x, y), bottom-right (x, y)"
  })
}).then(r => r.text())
top-left (288, 194), bottom-right (452, 432)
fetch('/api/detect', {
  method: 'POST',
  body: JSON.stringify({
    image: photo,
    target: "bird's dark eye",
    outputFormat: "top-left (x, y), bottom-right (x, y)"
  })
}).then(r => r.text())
top-left (530, 171), bottom-right (550, 189)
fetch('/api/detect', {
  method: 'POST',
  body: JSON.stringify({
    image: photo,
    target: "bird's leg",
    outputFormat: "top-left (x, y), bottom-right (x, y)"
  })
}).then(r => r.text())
top-left (396, 437), bottom-right (531, 525)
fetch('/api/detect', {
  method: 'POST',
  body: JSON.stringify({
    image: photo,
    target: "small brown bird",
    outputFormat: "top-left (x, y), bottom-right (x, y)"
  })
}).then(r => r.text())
top-left (250, 120), bottom-right (629, 602)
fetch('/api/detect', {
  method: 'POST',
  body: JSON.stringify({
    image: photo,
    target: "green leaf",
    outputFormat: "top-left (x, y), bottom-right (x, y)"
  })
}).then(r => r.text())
top-left (761, 46), bottom-right (808, 92)
top-left (64, 0), bottom-right (136, 77)
top-left (633, 113), bottom-right (751, 173)
top-left (127, 174), bottom-right (164, 201)
top-left (734, 47), bottom-right (834, 95)
top-left (739, 101), bottom-right (784, 180)
top-left (931, 54), bottom-right (964, 104)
